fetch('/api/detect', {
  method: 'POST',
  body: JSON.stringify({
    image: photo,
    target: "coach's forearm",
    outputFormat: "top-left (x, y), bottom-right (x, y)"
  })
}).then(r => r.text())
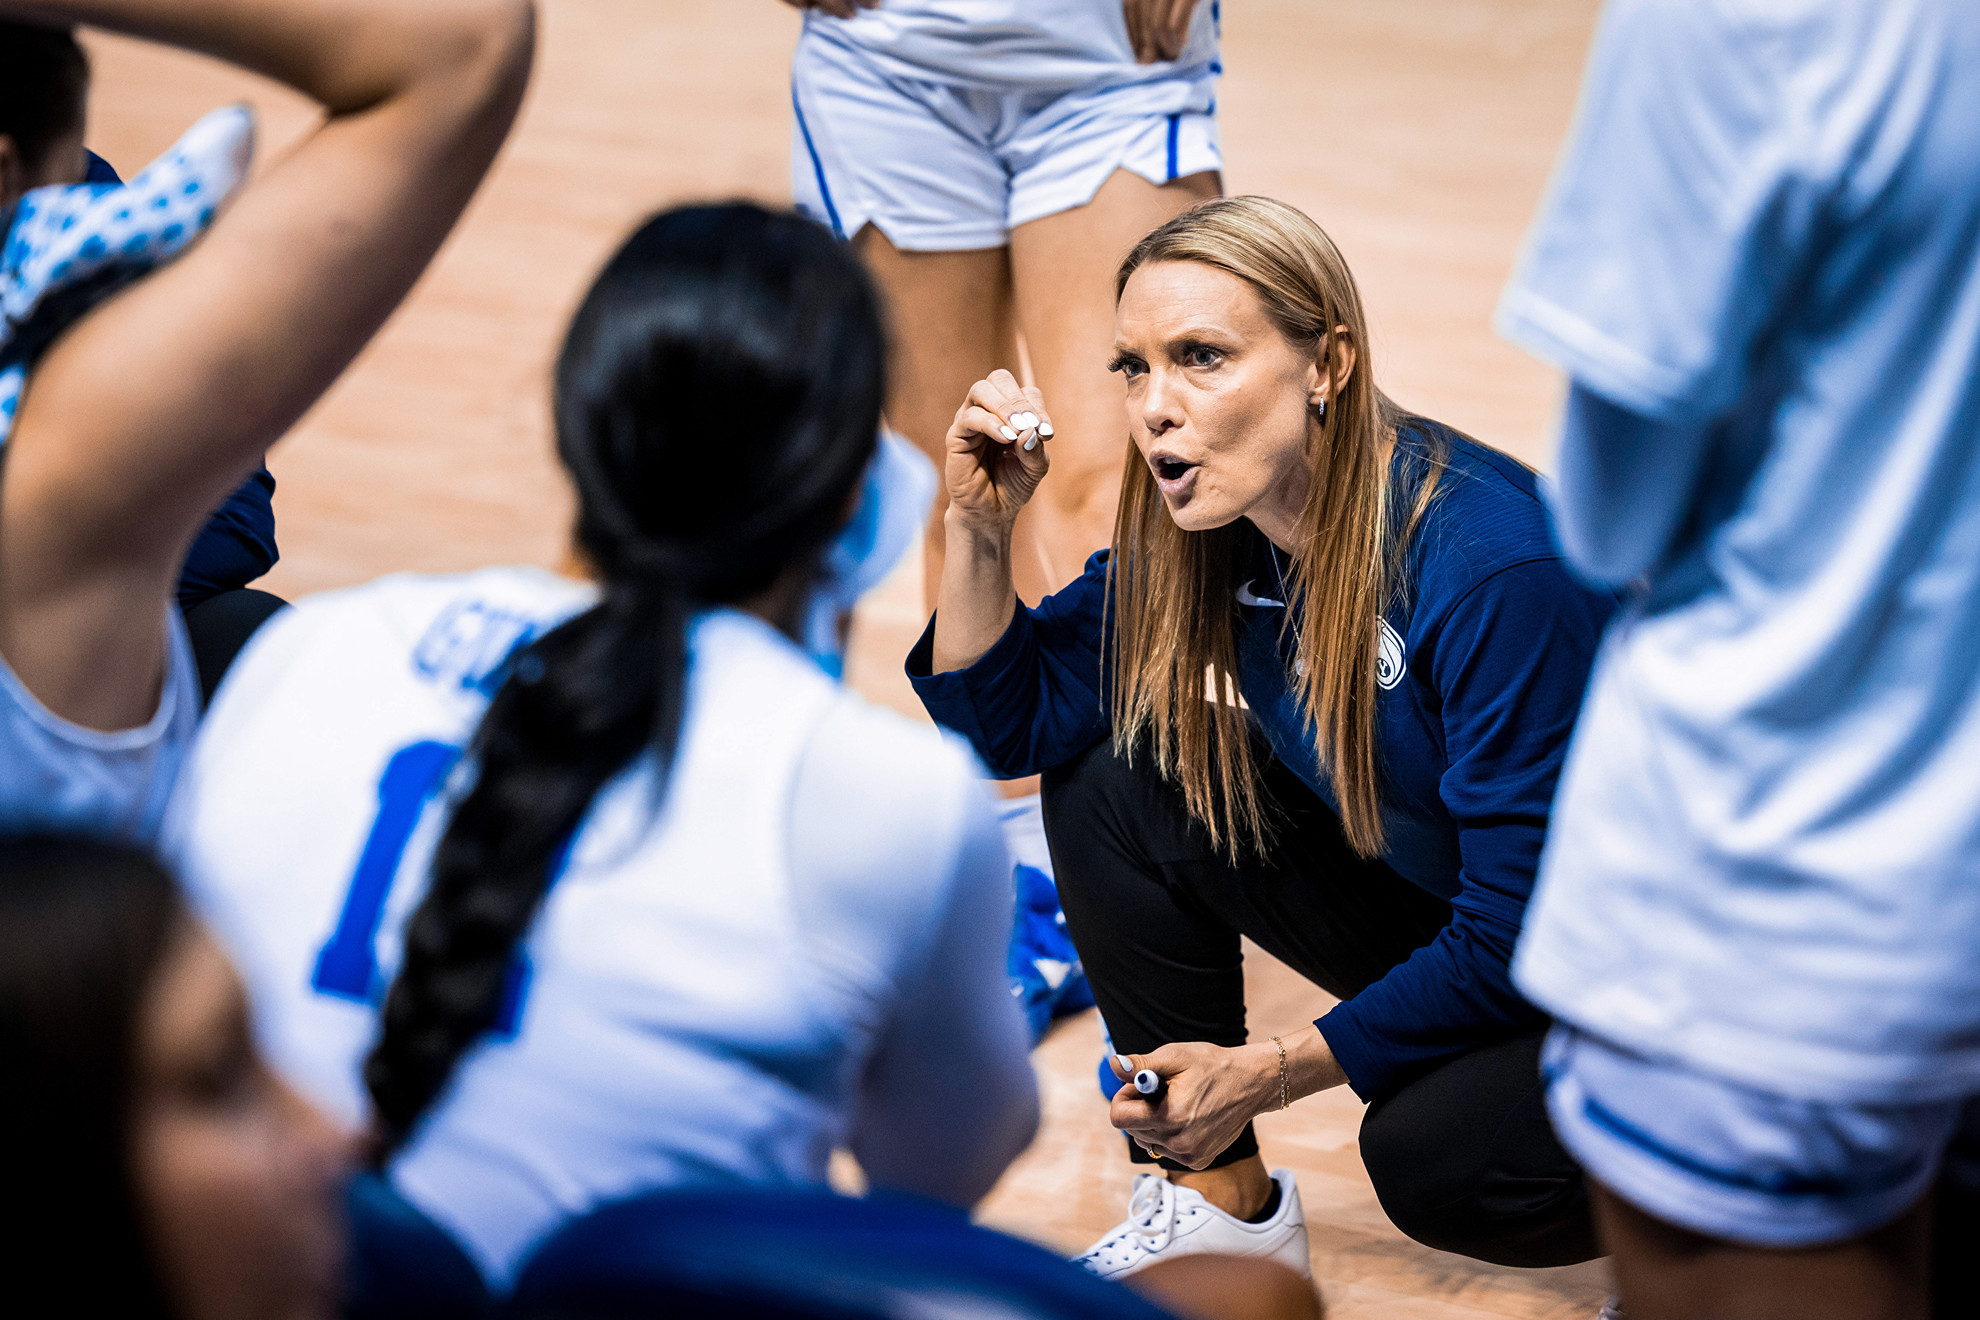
top-left (1267, 1025), bottom-right (1348, 1103)
top-left (930, 512), bottom-right (1019, 673)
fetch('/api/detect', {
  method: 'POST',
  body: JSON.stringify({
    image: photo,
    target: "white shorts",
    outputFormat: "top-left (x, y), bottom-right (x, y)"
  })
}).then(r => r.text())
top-left (1543, 1025), bottom-right (1975, 1248)
top-left (791, 26), bottom-right (1221, 251)
top-left (0, 608), bottom-right (200, 842)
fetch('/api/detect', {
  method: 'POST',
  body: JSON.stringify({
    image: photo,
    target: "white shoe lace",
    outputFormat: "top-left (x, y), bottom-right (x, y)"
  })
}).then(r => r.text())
top-left (1076, 1174), bottom-right (1180, 1272)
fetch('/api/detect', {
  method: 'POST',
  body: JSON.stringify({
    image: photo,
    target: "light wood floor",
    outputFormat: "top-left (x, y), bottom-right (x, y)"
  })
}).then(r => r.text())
top-left (86, 3), bottom-right (1612, 1314)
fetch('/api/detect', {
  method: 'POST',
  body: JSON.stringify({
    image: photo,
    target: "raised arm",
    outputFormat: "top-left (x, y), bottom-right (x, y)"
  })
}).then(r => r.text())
top-left (930, 368), bottom-right (1052, 673)
top-left (0, 0), bottom-right (534, 730)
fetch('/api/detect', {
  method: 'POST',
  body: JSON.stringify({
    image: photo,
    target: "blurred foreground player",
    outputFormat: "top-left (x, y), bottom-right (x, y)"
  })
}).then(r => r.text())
top-left (0, 836), bottom-right (349, 1320)
top-left (1499, 1), bottom-right (1980, 1315)
top-left (0, 0), bottom-right (533, 839)
top-left (2, 25), bottom-right (285, 702)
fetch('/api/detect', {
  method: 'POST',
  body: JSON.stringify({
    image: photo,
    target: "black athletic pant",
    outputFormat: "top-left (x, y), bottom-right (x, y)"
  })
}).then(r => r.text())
top-left (1042, 737), bottom-right (1597, 1269)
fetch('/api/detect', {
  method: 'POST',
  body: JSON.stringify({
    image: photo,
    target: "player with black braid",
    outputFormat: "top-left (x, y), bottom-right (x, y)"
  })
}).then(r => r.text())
top-left (363, 206), bottom-right (890, 1156)
top-left (169, 202), bottom-right (1038, 1282)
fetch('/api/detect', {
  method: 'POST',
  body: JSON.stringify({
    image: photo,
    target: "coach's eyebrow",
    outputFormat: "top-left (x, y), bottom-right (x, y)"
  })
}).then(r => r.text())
top-left (1161, 323), bottom-right (1240, 350)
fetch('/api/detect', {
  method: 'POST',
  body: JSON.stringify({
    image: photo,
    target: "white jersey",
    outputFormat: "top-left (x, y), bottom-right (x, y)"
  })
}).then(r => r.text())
top-left (812, 0), bottom-right (1220, 91)
top-left (0, 609), bottom-right (199, 841)
top-left (1501, 0), bottom-right (1980, 1101)
top-left (164, 566), bottom-right (1033, 1285)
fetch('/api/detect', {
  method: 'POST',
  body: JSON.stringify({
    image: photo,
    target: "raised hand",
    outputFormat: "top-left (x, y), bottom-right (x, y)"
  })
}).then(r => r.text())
top-left (945, 369), bottom-right (1054, 536)
top-left (1122, 0), bottom-right (1200, 64)
top-left (777, 0), bottom-right (881, 18)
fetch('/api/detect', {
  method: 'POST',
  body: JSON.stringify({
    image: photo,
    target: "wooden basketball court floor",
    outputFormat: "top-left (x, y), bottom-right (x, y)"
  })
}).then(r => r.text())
top-left (85, 3), bottom-right (1613, 1314)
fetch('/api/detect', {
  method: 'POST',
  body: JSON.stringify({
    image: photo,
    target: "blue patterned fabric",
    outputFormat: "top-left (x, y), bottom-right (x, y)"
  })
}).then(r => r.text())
top-left (1, 105), bottom-right (254, 441)
top-left (1009, 861), bottom-right (1094, 1042)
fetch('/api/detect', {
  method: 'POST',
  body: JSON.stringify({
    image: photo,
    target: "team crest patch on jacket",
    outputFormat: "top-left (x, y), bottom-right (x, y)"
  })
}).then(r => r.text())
top-left (1377, 618), bottom-right (1406, 689)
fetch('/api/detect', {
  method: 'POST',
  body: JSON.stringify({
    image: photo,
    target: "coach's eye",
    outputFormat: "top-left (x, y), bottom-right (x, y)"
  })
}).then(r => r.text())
top-left (1108, 355), bottom-right (1146, 380)
top-left (1180, 344), bottom-right (1221, 369)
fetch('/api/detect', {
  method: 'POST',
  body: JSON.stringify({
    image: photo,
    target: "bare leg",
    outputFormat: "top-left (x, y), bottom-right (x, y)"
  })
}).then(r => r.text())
top-left (1171, 1152), bottom-right (1275, 1221)
top-left (851, 226), bottom-right (1012, 606)
top-left (1593, 1183), bottom-right (1932, 1320)
top-left (1008, 168), bottom-right (1220, 596)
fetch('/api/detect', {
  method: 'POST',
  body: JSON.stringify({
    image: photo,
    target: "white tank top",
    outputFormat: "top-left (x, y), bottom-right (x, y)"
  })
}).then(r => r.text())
top-left (164, 566), bottom-right (1029, 1284)
top-left (0, 608), bottom-right (200, 841)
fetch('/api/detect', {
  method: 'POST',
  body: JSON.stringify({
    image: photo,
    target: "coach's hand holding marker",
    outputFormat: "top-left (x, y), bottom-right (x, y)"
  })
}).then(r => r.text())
top-left (927, 369), bottom-right (1052, 676)
top-left (1106, 1032), bottom-right (1347, 1170)
top-left (943, 368), bottom-right (1054, 531)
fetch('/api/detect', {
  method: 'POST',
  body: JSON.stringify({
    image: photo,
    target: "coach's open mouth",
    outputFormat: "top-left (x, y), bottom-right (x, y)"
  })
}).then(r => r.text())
top-left (1151, 453), bottom-right (1200, 495)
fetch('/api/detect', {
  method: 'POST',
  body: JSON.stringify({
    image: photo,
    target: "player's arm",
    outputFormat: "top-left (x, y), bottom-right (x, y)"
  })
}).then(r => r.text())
top-left (849, 783), bottom-right (1038, 1206)
top-left (1551, 383), bottom-right (1715, 586)
top-left (0, 0), bottom-right (534, 731)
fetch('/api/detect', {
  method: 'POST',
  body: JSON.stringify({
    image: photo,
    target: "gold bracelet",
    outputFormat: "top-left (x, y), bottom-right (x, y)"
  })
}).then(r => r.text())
top-left (1270, 1035), bottom-right (1290, 1110)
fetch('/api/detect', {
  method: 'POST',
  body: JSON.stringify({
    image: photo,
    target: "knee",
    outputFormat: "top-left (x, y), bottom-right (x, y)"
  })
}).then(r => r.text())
top-left (1359, 1098), bottom-right (1595, 1268)
top-left (1358, 1103), bottom-right (1461, 1243)
top-left (1359, 1107), bottom-right (1502, 1259)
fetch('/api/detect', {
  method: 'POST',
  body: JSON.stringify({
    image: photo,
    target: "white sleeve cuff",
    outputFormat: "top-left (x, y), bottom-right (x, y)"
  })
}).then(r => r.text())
top-left (1494, 284), bottom-right (1700, 424)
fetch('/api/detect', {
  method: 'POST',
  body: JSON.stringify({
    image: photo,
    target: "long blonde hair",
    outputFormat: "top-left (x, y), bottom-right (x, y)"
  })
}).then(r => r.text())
top-left (1107, 196), bottom-right (1446, 859)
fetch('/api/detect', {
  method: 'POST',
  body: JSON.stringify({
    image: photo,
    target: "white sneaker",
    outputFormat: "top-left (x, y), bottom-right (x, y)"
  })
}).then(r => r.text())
top-left (1074, 1169), bottom-right (1311, 1281)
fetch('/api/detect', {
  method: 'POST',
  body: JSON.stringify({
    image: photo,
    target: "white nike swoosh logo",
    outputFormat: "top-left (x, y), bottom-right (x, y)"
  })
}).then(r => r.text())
top-left (1236, 579), bottom-right (1285, 608)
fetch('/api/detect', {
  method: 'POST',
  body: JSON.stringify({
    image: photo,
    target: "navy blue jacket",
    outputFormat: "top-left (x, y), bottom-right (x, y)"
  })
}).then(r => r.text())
top-left (908, 423), bottom-right (1616, 1099)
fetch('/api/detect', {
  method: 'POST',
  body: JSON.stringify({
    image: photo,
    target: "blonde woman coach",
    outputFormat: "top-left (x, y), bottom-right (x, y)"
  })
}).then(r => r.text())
top-left (910, 197), bottom-right (1616, 1277)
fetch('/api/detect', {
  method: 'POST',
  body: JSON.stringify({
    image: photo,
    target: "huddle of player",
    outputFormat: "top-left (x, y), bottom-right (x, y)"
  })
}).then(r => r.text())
top-left (4, 1), bottom-right (1979, 1318)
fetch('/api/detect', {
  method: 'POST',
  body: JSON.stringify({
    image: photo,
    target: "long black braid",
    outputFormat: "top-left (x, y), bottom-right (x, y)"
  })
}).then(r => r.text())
top-left (364, 205), bottom-right (885, 1158)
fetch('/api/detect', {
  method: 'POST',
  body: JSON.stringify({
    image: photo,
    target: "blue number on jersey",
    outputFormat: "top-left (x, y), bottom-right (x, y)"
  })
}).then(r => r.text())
top-left (312, 739), bottom-right (564, 1039)
top-left (313, 740), bottom-right (460, 1005)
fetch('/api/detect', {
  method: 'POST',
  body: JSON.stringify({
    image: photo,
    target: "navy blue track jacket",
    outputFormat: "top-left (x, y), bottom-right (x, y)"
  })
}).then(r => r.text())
top-left (909, 421), bottom-right (1617, 1099)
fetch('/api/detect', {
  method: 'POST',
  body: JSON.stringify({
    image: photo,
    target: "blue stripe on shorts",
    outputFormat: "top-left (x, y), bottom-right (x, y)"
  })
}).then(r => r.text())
top-left (792, 87), bottom-right (846, 241)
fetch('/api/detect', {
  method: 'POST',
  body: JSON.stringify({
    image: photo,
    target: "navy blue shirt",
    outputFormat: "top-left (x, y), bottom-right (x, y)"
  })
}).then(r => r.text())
top-left (908, 423), bottom-right (1617, 1099)
top-left (179, 465), bottom-right (279, 610)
